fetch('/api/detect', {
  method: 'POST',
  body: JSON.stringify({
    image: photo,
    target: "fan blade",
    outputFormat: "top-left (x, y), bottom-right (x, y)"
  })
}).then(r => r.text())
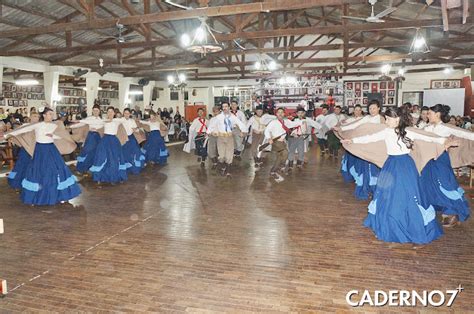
top-left (375, 7), bottom-right (397, 19)
top-left (341, 16), bottom-right (368, 21)
top-left (165, 0), bottom-right (191, 10)
top-left (96, 36), bottom-right (118, 40)
top-left (122, 35), bottom-right (140, 40)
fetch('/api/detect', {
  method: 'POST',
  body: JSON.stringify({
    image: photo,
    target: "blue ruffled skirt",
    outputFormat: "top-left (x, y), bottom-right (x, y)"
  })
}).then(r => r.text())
top-left (8, 147), bottom-right (32, 190)
top-left (90, 134), bottom-right (128, 184)
top-left (351, 159), bottom-right (380, 200)
top-left (76, 131), bottom-right (101, 173)
top-left (123, 134), bottom-right (145, 174)
top-left (142, 130), bottom-right (168, 164)
top-left (364, 154), bottom-right (443, 244)
top-left (341, 152), bottom-right (356, 183)
top-left (21, 143), bottom-right (81, 205)
top-left (420, 151), bottom-right (470, 222)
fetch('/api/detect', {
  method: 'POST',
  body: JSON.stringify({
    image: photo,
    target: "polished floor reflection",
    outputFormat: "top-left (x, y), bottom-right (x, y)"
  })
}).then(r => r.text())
top-left (0, 145), bottom-right (472, 312)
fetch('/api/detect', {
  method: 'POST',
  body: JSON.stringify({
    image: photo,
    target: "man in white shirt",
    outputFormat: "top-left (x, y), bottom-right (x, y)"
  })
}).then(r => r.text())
top-left (288, 107), bottom-right (322, 170)
top-left (246, 105), bottom-right (276, 166)
top-left (265, 108), bottom-right (302, 180)
top-left (315, 104), bottom-right (330, 156)
top-left (230, 100), bottom-right (247, 159)
top-left (207, 102), bottom-right (247, 176)
top-left (207, 106), bottom-right (221, 169)
top-left (325, 105), bottom-right (347, 159)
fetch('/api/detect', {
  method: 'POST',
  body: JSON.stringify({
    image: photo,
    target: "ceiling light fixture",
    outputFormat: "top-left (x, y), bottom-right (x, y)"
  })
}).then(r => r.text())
top-left (181, 17), bottom-right (223, 55)
top-left (409, 28), bottom-right (430, 55)
top-left (252, 55), bottom-right (278, 75)
top-left (167, 71), bottom-right (187, 90)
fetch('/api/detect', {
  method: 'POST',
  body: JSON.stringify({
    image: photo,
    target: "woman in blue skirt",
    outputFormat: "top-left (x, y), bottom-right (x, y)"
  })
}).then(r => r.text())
top-left (117, 108), bottom-right (145, 175)
top-left (336, 100), bottom-right (382, 199)
top-left (90, 107), bottom-right (129, 184)
top-left (340, 105), bottom-right (364, 183)
top-left (7, 112), bottom-right (39, 190)
top-left (140, 110), bottom-right (169, 165)
top-left (70, 104), bottom-right (104, 174)
top-left (6, 108), bottom-right (81, 206)
top-left (421, 104), bottom-right (473, 227)
top-left (342, 107), bottom-right (450, 244)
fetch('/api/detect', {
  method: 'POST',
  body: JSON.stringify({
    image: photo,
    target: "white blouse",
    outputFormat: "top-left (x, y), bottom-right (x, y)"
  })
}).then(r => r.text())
top-left (115, 118), bottom-right (137, 136)
top-left (103, 120), bottom-right (122, 135)
top-left (352, 128), bottom-right (445, 155)
top-left (69, 116), bottom-right (104, 131)
top-left (424, 122), bottom-right (474, 141)
top-left (230, 110), bottom-right (247, 123)
top-left (341, 114), bottom-right (383, 131)
top-left (141, 120), bottom-right (166, 132)
top-left (7, 122), bottom-right (59, 144)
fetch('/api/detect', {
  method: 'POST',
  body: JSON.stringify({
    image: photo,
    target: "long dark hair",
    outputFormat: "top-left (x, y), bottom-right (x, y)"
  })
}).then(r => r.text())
top-left (39, 107), bottom-right (53, 121)
top-left (385, 106), bottom-right (414, 149)
top-left (429, 104), bottom-right (451, 123)
top-left (416, 106), bottom-right (429, 127)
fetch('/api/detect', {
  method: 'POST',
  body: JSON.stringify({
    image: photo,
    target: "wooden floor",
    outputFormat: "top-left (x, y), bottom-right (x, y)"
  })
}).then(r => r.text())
top-left (0, 145), bottom-right (473, 312)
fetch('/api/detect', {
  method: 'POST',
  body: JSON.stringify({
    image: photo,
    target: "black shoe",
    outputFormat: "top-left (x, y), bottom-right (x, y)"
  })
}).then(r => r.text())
top-left (200, 161), bottom-right (206, 168)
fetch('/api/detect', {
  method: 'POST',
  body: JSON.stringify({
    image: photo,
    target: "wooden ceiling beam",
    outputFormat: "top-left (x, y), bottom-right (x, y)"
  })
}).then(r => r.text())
top-left (0, 0), bottom-right (368, 38)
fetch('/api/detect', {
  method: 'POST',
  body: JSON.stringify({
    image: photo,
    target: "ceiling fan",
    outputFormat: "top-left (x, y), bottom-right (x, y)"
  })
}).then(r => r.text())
top-left (99, 22), bottom-right (140, 43)
top-left (342, 0), bottom-right (397, 23)
top-left (96, 58), bottom-right (107, 76)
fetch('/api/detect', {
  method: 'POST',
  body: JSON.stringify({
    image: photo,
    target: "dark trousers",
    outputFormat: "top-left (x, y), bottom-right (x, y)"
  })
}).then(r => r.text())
top-left (327, 131), bottom-right (341, 156)
top-left (317, 138), bottom-right (328, 153)
top-left (195, 136), bottom-right (208, 161)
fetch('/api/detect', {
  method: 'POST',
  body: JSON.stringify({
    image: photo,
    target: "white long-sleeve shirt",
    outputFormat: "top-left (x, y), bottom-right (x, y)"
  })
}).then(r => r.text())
top-left (352, 128), bottom-right (445, 155)
top-left (424, 122), bottom-right (474, 141)
top-left (291, 118), bottom-right (321, 137)
top-left (246, 114), bottom-right (276, 134)
top-left (230, 110), bottom-right (247, 124)
top-left (324, 113), bottom-right (347, 130)
top-left (69, 116), bottom-right (104, 131)
top-left (341, 114), bottom-right (383, 131)
top-left (264, 118), bottom-right (302, 142)
top-left (416, 120), bottom-right (429, 129)
top-left (7, 122), bottom-right (59, 144)
top-left (140, 120), bottom-right (166, 132)
top-left (189, 117), bottom-right (208, 134)
top-left (103, 120), bottom-right (122, 135)
top-left (315, 114), bottom-right (329, 139)
top-left (206, 116), bottom-right (219, 135)
top-left (207, 112), bottom-right (247, 135)
top-left (115, 118), bottom-right (137, 136)
top-left (343, 115), bottom-right (364, 124)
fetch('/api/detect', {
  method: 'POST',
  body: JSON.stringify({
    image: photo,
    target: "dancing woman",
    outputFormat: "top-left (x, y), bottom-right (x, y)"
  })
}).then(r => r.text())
top-left (420, 104), bottom-right (473, 227)
top-left (70, 104), bottom-right (104, 174)
top-left (340, 105), bottom-right (363, 183)
top-left (118, 108), bottom-right (145, 175)
top-left (6, 107), bottom-right (81, 205)
top-left (335, 100), bottom-right (383, 200)
top-left (89, 107), bottom-right (129, 184)
top-left (7, 112), bottom-right (39, 190)
top-left (140, 110), bottom-right (169, 165)
top-left (342, 107), bottom-right (452, 244)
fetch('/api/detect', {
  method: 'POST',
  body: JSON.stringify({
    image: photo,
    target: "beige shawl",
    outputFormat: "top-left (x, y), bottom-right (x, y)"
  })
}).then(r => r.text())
top-left (8, 121), bottom-right (77, 157)
top-left (336, 124), bottom-right (446, 173)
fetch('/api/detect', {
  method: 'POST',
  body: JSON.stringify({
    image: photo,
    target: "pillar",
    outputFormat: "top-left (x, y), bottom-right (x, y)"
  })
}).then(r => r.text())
top-left (85, 74), bottom-right (100, 115)
top-left (142, 81), bottom-right (154, 110)
top-left (43, 70), bottom-right (60, 109)
top-left (0, 64), bottom-right (3, 95)
top-left (118, 78), bottom-right (132, 111)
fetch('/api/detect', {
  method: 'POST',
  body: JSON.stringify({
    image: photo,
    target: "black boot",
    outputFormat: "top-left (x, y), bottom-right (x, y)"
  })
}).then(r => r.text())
top-left (287, 161), bottom-right (293, 173)
top-left (296, 160), bottom-right (303, 169)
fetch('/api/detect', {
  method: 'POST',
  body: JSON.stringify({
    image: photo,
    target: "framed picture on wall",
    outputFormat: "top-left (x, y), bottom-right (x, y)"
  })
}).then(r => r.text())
top-left (388, 97), bottom-right (394, 105)
top-left (346, 83), bottom-right (353, 90)
top-left (402, 91), bottom-right (423, 106)
top-left (362, 83), bottom-right (369, 90)
top-left (355, 83), bottom-right (361, 91)
top-left (388, 90), bottom-right (395, 97)
top-left (380, 82), bottom-right (387, 89)
top-left (388, 82), bottom-right (395, 89)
